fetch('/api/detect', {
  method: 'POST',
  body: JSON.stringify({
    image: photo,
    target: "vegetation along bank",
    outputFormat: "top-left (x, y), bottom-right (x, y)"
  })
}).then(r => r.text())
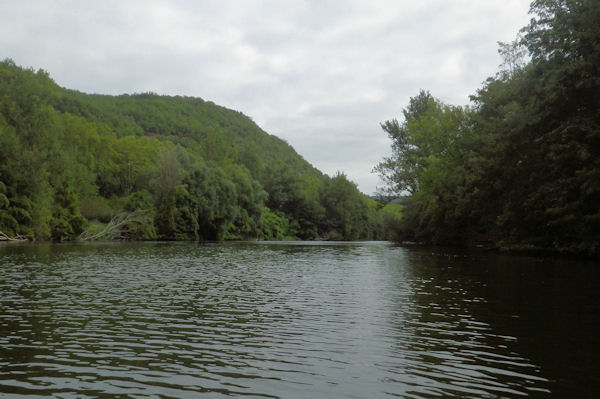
top-left (0, 60), bottom-right (401, 242)
top-left (375, 0), bottom-right (599, 257)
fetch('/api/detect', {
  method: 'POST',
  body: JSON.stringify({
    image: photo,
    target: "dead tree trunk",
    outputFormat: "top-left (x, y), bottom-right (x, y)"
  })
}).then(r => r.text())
top-left (0, 231), bottom-right (28, 241)
top-left (78, 210), bottom-right (150, 241)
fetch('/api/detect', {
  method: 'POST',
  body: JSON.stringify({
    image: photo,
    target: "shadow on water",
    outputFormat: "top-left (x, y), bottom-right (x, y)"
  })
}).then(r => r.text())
top-left (389, 246), bottom-right (600, 398)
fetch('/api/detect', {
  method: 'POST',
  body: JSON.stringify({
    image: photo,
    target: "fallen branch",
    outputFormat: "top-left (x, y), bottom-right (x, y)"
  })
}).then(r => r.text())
top-left (78, 210), bottom-right (150, 241)
top-left (0, 231), bottom-right (28, 241)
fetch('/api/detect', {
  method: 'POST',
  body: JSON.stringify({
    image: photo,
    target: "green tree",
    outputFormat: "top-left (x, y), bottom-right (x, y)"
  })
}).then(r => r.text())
top-left (227, 166), bottom-right (267, 240)
top-left (152, 149), bottom-right (185, 238)
top-left (483, 0), bottom-right (600, 253)
top-left (320, 173), bottom-right (369, 240)
top-left (374, 90), bottom-right (465, 197)
top-left (376, 1), bottom-right (600, 255)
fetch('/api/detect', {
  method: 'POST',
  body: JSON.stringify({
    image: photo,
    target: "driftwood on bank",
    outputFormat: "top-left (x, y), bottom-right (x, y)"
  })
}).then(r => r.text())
top-left (0, 231), bottom-right (27, 241)
top-left (78, 210), bottom-right (149, 241)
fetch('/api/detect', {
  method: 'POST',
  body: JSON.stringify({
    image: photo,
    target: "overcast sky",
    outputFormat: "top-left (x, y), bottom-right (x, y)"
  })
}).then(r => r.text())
top-left (1, 0), bottom-right (531, 194)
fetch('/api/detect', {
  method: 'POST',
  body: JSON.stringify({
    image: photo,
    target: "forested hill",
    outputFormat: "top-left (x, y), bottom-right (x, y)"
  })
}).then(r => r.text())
top-left (54, 87), bottom-right (321, 180)
top-left (0, 60), bottom-right (402, 242)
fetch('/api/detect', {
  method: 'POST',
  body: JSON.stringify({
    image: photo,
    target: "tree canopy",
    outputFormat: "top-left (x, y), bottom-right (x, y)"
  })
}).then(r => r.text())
top-left (375, 0), bottom-right (599, 256)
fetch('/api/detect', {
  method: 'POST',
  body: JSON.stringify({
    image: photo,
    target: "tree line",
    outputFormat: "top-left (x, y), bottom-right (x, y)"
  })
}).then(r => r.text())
top-left (0, 60), bottom-right (401, 242)
top-left (375, 0), bottom-right (599, 256)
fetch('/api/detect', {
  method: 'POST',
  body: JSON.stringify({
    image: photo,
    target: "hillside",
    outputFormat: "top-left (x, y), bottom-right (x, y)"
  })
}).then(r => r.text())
top-left (52, 88), bottom-right (321, 181)
top-left (0, 59), bottom-right (401, 242)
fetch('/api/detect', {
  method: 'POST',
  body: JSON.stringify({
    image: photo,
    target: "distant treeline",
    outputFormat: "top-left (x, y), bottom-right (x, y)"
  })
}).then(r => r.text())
top-left (0, 60), bottom-right (401, 242)
top-left (375, 0), bottom-right (599, 256)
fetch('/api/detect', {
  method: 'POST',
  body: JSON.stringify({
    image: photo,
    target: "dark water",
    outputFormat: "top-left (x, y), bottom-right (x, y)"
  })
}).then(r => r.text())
top-left (0, 241), bottom-right (598, 398)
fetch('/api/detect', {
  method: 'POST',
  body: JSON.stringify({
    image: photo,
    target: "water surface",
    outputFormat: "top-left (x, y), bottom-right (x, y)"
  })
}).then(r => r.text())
top-left (1, 241), bottom-right (598, 398)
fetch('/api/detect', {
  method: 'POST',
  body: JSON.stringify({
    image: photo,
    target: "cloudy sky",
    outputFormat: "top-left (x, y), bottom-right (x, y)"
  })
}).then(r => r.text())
top-left (1, 0), bottom-right (531, 194)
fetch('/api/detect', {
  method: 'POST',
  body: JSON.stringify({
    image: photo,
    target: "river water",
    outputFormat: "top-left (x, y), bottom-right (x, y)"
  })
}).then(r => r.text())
top-left (0, 241), bottom-right (598, 398)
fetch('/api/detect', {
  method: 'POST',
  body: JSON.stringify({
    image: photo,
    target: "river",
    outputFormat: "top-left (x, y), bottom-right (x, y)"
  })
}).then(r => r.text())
top-left (0, 241), bottom-right (598, 398)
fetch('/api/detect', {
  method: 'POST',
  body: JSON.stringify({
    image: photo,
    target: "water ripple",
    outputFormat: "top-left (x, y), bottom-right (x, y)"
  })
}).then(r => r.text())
top-left (1, 242), bottom-right (597, 397)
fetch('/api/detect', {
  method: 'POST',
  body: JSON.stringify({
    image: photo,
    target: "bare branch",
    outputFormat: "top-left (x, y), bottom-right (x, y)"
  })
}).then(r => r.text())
top-left (78, 210), bottom-right (150, 241)
top-left (0, 231), bottom-right (28, 241)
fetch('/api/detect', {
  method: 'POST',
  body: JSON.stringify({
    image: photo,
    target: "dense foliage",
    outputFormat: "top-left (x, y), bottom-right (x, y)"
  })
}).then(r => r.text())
top-left (376, 0), bottom-right (599, 256)
top-left (0, 60), bottom-right (399, 242)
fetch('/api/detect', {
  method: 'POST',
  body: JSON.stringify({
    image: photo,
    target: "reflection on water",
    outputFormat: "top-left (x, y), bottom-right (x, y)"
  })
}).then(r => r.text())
top-left (0, 241), bottom-right (598, 398)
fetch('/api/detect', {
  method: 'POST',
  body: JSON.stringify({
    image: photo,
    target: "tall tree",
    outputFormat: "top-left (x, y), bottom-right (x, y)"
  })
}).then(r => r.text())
top-left (377, 0), bottom-right (600, 255)
top-left (374, 91), bottom-right (466, 196)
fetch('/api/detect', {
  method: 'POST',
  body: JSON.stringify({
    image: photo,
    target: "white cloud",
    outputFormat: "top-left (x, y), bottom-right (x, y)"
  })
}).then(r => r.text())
top-left (0, 0), bottom-right (531, 193)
